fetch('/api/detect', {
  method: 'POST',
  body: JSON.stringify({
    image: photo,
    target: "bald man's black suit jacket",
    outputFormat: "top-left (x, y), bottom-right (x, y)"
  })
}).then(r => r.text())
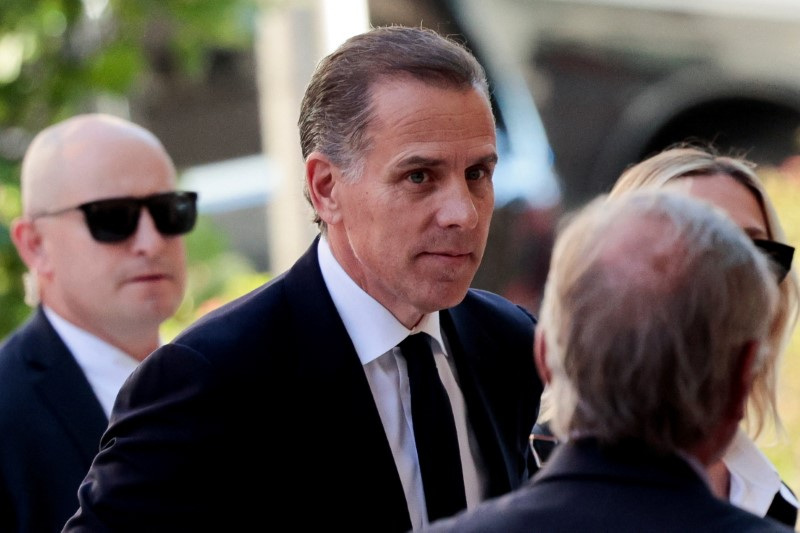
top-left (0, 307), bottom-right (108, 533)
top-left (64, 238), bottom-right (542, 532)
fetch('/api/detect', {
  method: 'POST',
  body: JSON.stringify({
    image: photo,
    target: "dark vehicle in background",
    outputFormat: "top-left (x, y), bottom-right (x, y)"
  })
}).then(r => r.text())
top-left (369, 0), bottom-right (800, 308)
top-left (483, 0), bottom-right (800, 208)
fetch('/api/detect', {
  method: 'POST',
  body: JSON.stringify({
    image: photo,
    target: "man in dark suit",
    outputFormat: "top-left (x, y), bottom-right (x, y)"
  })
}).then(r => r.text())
top-left (63, 25), bottom-right (542, 532)
top-left (0, 114), bottom-right (195, 532)
top-left (424, 190), bottom-right (794, 532)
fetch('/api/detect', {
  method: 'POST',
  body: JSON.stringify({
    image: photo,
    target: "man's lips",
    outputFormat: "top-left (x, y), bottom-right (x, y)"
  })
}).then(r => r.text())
top-left (128, 273), bottom-right (170, 283)
top-left (419, 251), bottom-right (474, 264)
top-left (422, 249), bottom-right (473, 257)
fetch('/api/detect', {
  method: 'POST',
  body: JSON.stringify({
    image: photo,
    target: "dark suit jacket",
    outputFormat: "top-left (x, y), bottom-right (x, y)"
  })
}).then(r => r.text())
top-left (0, 308), bottom-right (108, 533)
top-left (64, 238), bottom-right (542, 532)
top-left (531, 421), bottom-right (799, 528)
top-left (424, 438), bottom-right (794, 532)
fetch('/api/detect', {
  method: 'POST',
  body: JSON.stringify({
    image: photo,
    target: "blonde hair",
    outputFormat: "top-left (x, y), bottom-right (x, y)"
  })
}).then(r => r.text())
top-left (609, 146), bottom-right (800, 436)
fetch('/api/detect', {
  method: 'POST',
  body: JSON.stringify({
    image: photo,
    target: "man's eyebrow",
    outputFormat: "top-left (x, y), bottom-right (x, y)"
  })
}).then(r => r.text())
top-left (396, 153), bottom-right (499, 168)
top-left (397, 155), bottom-right (445, 168)
top-left (470, 153), bottom-right (499, 166)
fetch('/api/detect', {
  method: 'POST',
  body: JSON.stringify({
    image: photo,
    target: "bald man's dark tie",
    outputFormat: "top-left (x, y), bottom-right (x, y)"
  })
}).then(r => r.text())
top-left (398, 333), bottom-right (467, 521)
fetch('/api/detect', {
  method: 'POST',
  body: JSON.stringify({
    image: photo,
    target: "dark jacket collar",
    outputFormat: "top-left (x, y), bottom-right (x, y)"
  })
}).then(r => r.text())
top-left (12, 307), bottom-right (108, 462)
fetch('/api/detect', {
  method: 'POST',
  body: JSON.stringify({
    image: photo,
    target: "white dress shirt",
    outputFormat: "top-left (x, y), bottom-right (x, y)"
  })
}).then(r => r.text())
top-left (725, 427), bottom-right (799, 517)
top-left (43, 306), bottom-right (139, 417)
top-left (317, 237), bottom-right (486, 530)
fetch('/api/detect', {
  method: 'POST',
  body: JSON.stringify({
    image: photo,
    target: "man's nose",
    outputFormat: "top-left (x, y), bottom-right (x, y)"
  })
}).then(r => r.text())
top-left (130, 208), bottom-right (167, 254)
top-left (437, 178), bottom-right (480, 229)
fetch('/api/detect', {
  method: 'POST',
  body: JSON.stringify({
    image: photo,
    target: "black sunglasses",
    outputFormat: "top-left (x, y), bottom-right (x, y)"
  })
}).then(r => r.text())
top-left (33, 191), bottom-right (198, 243)
top-left (753, 238), bottom-right (794, 283)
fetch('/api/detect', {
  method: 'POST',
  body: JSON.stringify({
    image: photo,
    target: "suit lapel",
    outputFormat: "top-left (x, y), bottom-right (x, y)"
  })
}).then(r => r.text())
top-left (282, 238), bottom-right (412, 529)
top-left (23, 308), bottom-right (109, 463)
top-left (441, 304), bottom-right (515, 498)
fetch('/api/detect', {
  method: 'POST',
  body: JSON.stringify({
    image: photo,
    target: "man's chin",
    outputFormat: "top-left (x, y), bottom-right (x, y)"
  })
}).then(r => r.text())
top-left (419, 280), bottom-right (474, 311)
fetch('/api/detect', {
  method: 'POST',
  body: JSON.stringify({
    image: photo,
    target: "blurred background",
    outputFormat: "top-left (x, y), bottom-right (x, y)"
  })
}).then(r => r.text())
top-left (1, 0), bottom-right (798, 520)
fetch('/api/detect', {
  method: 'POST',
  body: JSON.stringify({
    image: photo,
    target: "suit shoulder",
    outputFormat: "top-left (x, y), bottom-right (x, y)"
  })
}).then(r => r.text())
top-left (449, 289), bottom-right (537, 366)
top-left (461, 288), bottom-right (536, 328)
top-left (171, 273), bottom-right (290, 349)
top-left (0, 328), bottom-right (30, 413)
top-left (0, 317), bottom-right (42, 384)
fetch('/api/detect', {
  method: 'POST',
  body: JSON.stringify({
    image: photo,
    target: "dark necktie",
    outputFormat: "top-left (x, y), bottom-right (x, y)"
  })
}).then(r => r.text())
top-left (398, 333), bottom-right (467, 522)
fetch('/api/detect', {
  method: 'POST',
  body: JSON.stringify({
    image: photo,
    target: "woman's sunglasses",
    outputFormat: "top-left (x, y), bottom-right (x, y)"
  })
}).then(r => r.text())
top-left (32, 191), bottom-right (198, 243)
top-left (753, 238), bottom-right (794, 283)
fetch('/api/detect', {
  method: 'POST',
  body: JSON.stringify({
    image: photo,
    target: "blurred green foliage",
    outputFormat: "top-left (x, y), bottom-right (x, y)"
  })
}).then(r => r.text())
top-left (0, 0), bottom-right (256, 128)
top-left (161, 215), bottom-right (271, 341)
top-left (0, 0), bottom-right (268, 340)
top-left (0, 160), bottom-right (26, 334)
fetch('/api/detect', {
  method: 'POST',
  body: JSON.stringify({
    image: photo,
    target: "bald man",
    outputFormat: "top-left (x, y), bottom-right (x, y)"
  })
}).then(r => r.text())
top-left (0, 114), bottom-right (197, 533)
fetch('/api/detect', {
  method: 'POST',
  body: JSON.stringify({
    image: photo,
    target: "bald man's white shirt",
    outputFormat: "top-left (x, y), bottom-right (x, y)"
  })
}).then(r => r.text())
top-left (317, 236), bottom-right (486, 530)
top-left (43, 306), bottom-right (139, 417)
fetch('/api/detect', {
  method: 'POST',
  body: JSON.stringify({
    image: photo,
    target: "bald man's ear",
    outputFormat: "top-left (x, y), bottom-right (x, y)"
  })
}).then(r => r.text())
top-left (10, 218), bottom-right (44, 271)
top-left (306, 152), bottom-right (342, 227)
top-left (534, 327), bottom-right (552, 385)
top-left (10, 216), bottom-right (55, 283)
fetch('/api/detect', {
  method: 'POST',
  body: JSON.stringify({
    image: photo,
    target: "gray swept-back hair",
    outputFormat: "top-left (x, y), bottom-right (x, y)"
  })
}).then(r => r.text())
top-left (610, 145), bottom-right (799, 436)
top-left (298, 25), bottom-right (491, 230)
top-left (541, 190), bottom-right (778, 454)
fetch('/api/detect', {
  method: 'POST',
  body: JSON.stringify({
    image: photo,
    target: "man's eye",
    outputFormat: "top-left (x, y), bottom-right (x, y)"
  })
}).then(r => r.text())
top-left (408, 171), bottom-right (426, 184)
top-left (466, 168), bottom-right (487, 181)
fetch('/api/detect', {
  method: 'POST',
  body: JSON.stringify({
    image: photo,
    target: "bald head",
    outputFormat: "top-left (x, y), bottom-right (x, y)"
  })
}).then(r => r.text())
top-left (21, 114), bottom-right (175, 216)
top-left (12, 113), bottom-right (188, 360)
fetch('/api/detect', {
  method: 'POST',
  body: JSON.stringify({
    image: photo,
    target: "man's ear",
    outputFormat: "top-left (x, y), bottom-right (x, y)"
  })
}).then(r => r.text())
top-left (534, 327), bottom-right (552, 385)
top-left (305, 151), bottom-right (342, 226)
top-left (10, 217), bottom-right (45, 272)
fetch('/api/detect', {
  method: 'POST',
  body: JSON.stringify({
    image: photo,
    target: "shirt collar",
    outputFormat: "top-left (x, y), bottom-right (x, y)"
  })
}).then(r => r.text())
top-left (317, 236), bottom-right (445, 365)
top-left (42, 306), bottom-right (139, 415)
top-left (43, 306), bottom-right (138, 365)
top-left (723, 427), bottom-right (784, 514)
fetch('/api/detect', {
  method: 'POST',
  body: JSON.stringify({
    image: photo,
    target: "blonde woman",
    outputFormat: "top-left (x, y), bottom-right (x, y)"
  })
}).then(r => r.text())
top-left (608, 145), bottom-right (799, 527)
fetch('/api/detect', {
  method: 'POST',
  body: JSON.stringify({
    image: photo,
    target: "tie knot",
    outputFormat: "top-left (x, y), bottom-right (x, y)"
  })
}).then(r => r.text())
top-left (398, 333), bottom-right (434, 363)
